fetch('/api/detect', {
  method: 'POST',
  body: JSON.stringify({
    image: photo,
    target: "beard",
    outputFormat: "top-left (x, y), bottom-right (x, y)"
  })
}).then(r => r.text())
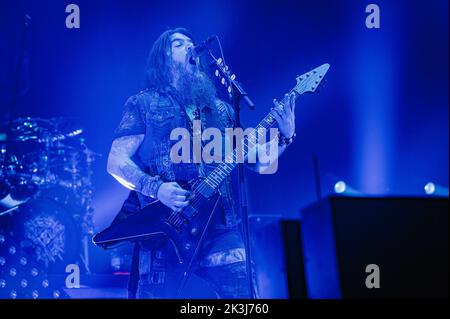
top-left (172, 61), bottom-right (217, 109)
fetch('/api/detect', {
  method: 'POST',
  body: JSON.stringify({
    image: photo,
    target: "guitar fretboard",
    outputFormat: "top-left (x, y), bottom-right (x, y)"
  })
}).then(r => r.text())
top-left (195, 91), bottom-right (294, 197)
top-left (193, 62), bottom-right (329, 198)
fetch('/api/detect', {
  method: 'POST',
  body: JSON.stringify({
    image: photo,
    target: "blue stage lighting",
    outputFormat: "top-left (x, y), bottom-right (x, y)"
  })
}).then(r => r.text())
top-left (31, 268), bottom-right (39, 277)
top-left (424, 182), bottom-right (449, 197)
top-left (32, 290), bottom-right (39, 299)
top-left (19, 257), bottom-right (27, 266)
top-left (9, 268), bottom-right (16, 277)
top-left (9, 246), bottom-right (16, 255)
top-left (20, 279), bottom-right (28, 288)
top-left (42, 279), bottom-right (49, 288)
top-left (424, 182), bottom-right (435, 195)
top-left (334, 181), bottom-right (346, 194)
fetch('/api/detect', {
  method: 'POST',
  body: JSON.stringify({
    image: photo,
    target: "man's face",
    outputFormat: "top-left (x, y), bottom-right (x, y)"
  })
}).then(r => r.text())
top-left (169, 32), bottom-right (198, 74)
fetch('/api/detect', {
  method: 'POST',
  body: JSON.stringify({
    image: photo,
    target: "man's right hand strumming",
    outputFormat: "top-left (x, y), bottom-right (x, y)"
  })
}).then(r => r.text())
top-left (157, 182), bottom-right (190, 212)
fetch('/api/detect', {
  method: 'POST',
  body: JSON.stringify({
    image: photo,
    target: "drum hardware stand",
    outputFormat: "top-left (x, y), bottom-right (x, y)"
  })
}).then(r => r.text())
top-left (80, 235), bottom-right (91, 274)
top-left (79, 147), bottom-right (97, 274)
top-left (0, 205), bottom-right (20, 216)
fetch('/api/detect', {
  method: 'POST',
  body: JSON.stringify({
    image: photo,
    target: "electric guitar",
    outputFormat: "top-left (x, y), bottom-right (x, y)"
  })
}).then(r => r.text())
top-left (93, 63), bottom-right (330, 297)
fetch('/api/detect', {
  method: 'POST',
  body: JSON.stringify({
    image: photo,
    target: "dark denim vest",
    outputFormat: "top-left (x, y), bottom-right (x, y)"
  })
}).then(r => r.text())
top-left (127, 87), bottom-right (238, 229)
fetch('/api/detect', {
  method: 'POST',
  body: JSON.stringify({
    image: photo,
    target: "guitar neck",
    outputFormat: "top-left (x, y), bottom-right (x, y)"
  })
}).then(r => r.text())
top-left (193, 62), bottom-right (330, 197)
top-left (197, 89), bottom-right (297, 195)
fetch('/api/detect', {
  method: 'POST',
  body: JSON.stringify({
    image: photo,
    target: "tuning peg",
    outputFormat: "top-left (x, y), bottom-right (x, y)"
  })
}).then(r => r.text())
top-left (228, 86), bottom-right (232, 93)
top-left (230, 74), bottom-right (236, 80)
top-left (221, 78), bottom-right (226, 85)
top-left (215, 70), bottom-right (219, 77)
top-left (217, 58), bottom-right (223, 65)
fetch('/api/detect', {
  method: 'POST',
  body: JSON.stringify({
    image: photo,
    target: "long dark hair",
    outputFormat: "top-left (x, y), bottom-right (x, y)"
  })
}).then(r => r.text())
top-left (144, 27), bottom-right (195, 91)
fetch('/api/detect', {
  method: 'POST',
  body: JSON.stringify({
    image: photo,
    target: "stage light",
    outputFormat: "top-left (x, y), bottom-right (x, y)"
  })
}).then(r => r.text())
top-left (334, 181), bottom-right (346, 193)
top-left (331, 178), bottom-right (362, 195)
top-left (31, 268), bottom-right (39, 277)
top-left (424, 182), bottom-right (449, 197)
top-left (0, 234), bottom-right (5, 244)
top-left (20, 257), bottom-right (27, 266)
top-left (0, 235), bottom-right (67, 299)
top-left (424, 182), bottom-right (435, 195)
top-left (20, 279), bottom-right (28, 288)
top-left (32, 290), bottom-right (39, 299)
top-left (9, 268), bottom-right (17, 277)
top-left (9, 246), bottom-right (16, 255)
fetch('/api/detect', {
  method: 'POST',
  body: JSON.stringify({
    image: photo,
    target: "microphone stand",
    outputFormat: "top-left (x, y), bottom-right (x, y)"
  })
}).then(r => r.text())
top-left (207, 49), bottom-right (256, 299)
top-left (232, 92), bottom-right (256, 299)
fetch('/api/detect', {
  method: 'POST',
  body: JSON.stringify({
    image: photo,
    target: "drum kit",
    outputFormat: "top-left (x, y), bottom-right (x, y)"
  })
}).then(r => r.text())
top-left (0, 116), bottom-right (98, 276)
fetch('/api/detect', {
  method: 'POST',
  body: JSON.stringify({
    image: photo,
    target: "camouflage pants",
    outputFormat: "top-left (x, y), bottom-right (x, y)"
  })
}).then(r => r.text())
top-left (136, 229), bottom-right (251, 299)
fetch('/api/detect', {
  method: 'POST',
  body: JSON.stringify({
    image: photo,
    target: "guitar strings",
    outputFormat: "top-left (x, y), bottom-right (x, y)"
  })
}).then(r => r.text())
top-left (187, 82), bottom-right (308, 207)
top-left (186, 82), bottom-right (309, 210)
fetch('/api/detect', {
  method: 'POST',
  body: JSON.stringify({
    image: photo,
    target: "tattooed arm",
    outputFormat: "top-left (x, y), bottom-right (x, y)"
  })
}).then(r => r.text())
top-left (107, 134), bottom-right (163, 199)
top-left (107, 135), bottom-right (190, 211)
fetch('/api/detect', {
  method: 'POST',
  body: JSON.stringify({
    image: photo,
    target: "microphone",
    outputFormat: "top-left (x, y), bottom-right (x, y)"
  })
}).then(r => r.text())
top-left (188, 35), bottom-right (216, 64)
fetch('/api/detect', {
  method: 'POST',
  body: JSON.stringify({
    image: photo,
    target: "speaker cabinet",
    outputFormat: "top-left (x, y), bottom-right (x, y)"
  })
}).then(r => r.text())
top-left (300, 196), bottom-right (449, 298)
top-left (249, 215), bottom-right (307, 298)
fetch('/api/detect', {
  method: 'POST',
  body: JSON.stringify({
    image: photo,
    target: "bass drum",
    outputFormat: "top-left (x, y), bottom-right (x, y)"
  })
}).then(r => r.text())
top-left (12, 197), bottom-right (82, 274)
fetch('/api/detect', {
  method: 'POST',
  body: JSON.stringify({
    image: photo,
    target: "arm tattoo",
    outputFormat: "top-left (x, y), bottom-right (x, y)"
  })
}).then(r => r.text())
top-left (108, 135), bottom-right (163, 199)
top-left (118, 165), bottom-right (163, 199)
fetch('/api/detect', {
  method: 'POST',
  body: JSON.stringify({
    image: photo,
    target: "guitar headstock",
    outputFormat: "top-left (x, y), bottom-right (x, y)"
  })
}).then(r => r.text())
top-left (212, 58), bottom-right (235, 98)
top-left (293, 63), bottom-right (330, 96)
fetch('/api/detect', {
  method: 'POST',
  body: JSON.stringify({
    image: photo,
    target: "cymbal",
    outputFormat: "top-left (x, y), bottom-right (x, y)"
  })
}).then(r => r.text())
top-left (0, 117), bottom-right (84, 144)
top-left (0, 117), bottom-right (56, 130)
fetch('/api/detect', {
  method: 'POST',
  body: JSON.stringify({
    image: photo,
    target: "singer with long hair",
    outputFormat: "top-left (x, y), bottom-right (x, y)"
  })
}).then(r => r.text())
top-left (105, 27), bottom-right (296, 299)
